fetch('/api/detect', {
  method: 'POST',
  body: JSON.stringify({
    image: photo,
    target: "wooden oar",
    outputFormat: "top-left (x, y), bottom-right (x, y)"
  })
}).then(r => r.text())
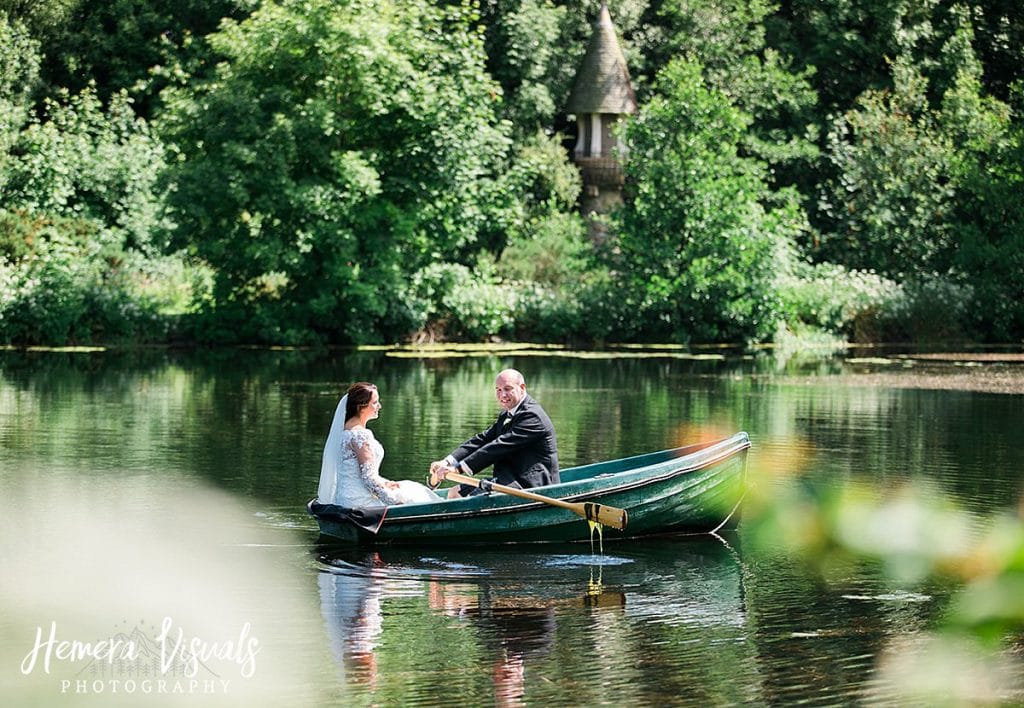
top-left (442, 470), bottom-right (628, 531)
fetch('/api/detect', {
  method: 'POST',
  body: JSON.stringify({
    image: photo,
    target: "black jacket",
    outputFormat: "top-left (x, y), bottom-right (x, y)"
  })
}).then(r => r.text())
top-left (450, 394), bottom-right (559, 489)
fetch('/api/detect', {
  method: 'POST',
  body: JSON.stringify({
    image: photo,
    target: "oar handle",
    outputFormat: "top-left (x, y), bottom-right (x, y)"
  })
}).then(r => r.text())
top-left (444, 471), bottom-right (628, 531)
top-left (446, 471), bottom-right (573, 509)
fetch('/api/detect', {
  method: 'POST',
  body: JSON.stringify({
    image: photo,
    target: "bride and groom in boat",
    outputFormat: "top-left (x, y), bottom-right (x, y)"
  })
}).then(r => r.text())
top-left (316, 369), bottom-right (560, 509)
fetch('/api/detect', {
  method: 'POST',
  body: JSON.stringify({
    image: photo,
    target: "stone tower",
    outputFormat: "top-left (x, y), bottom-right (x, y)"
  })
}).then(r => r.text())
top-left (565, 2), bottom-right (637, 239)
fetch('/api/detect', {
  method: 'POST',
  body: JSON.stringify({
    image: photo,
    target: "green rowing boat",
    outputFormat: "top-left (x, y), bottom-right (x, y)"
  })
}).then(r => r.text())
top-left (308, 431), bottom-right (750, 545)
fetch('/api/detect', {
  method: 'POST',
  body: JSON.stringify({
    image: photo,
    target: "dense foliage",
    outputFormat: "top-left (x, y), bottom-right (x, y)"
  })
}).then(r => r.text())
top-left (0, 0), bottom-right (1021, 345)
top-left (0, 12), bottom-right (197, 344)
top-left (159, 0), bottom-right (510, 343)
top-left (611, 59), bottom-right (799, 343)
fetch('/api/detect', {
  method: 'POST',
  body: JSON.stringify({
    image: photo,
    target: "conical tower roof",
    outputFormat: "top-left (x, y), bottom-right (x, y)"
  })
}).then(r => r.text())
top-left (566, 3), bottom-right (637, 115)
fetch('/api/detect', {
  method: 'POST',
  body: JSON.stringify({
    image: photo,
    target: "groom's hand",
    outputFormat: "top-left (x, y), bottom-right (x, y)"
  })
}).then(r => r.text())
top-left (428, 460), bottom-right (447, 489)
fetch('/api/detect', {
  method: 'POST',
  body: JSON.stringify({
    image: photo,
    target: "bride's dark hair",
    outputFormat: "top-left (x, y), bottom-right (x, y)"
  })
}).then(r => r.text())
top-left (345, 382), bottom-right (377, 420)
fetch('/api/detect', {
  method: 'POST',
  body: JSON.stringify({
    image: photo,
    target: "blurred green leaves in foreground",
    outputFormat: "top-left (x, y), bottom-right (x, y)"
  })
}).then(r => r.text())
top-left (743, 445), bottom-right (1024, 703)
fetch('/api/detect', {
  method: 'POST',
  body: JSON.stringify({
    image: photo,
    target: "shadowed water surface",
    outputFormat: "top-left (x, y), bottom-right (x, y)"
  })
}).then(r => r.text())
top-left (1, 347), bottom-right (1022, 705)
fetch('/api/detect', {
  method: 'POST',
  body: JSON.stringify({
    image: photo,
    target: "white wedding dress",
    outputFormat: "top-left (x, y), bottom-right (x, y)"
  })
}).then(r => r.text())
top-left (318, 395), bottom-right (440, 507)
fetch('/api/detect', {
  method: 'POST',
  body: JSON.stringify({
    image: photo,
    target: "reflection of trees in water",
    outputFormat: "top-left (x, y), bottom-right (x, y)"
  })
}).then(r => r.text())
top-left (738, 537), bottom-right (952, 705)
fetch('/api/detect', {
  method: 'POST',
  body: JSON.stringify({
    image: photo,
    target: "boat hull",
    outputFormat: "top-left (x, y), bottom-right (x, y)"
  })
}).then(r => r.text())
top-left (309, 432), bottom-right (750, 545)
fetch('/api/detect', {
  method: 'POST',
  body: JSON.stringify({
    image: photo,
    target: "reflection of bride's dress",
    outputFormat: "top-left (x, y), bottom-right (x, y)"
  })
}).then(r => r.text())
top-left (318, 569), bottom-right (383, 684)
top-left (318, 569), bottom-right (381, 654)
top-left (328, 427), bottom-right (440, 507)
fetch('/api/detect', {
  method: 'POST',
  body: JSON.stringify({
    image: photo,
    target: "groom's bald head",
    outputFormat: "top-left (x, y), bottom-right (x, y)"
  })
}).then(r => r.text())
top-left (495, 369), bottom-right (527, 411)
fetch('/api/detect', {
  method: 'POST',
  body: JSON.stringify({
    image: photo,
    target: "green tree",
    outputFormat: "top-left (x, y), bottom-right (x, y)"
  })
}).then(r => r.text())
top-left (0, 13), bottom-right (39, 191)
top-left (23, 0), bottom-right (252, 118)
top-left (490, 130), bottom-right (582, 251)
top-left (816, 10), bottom-right (1015, 286)
top-left (936, 0), bottom-right (1024, 102)
top-left (0, 14), bottom-right (200, 345)
top-left (0, 82), bottom-right (182, 344)
top-left (770, 0), bottom-right (941, 116)
top-left (158, 0), bottom-right (510, 344)
top-left (816, 58), bottom-right (959, 278)
top-left (0, 0), bottom-right (77, 37)
top-left (953, 120), bottom-right (1024, 341)
top-left (948, 61), bottom-right (1022, 340)
top-left (477, 0), bottom-right (570, 135)
top-left (653, 0), bottom-right (820, 187)
top-left (5, 87), bottom-right (167, 254)
top-left (611, 59), bottom-right (801, 343)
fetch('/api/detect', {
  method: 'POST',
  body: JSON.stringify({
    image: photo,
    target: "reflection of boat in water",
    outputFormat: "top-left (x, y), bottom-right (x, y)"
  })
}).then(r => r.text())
top-left (317, 534), bottom-right (747, 630)
top-left (316, 535), bottom-right (752, 703)
top-left (309, 433), bottom-right (750, 545)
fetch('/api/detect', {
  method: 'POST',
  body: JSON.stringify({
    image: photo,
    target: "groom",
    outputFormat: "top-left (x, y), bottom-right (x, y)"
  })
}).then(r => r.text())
top-left (429, 369), bottom-right (559, 499)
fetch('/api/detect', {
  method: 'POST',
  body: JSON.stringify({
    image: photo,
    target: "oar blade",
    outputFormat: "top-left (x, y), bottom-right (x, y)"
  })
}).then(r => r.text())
top-left (583, 502), bottom-right (628, 531)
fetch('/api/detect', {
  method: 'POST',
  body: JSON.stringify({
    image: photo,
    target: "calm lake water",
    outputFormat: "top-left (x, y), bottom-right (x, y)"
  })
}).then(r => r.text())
top-left (2, 346), bottom-right (1022, 706)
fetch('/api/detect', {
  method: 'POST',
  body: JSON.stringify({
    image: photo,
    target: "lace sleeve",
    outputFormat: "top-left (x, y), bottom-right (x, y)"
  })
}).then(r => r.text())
top-left (349, 429), bottom-right (398, 504)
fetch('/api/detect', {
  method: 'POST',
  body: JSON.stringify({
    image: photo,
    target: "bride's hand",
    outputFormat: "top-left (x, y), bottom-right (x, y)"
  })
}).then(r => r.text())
top-left (384, 480), bottom-right (399, 490)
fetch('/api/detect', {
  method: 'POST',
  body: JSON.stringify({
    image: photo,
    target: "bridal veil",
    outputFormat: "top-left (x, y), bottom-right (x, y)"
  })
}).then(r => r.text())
top-left (317, 393), bottom-right (348, 503)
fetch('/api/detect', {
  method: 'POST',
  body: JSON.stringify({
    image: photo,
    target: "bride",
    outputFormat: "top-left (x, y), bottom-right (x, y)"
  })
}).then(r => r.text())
top-left (317, 382), bottom-right (441, 507)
